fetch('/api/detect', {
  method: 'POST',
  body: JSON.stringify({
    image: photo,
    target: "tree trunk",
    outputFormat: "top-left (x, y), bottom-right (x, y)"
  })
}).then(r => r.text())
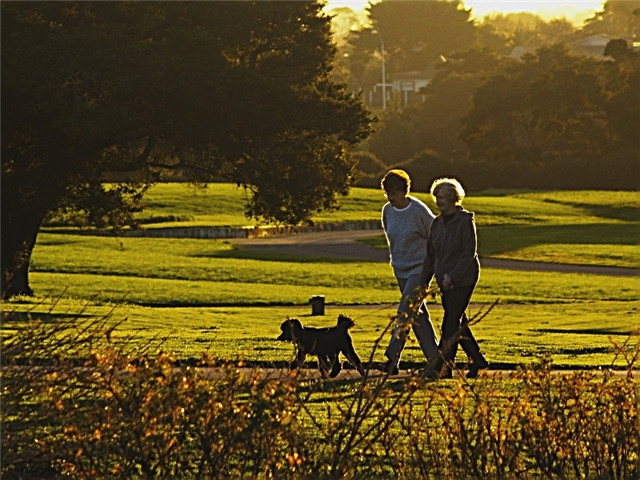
top-left (2, 215), bottom-right (43, 299)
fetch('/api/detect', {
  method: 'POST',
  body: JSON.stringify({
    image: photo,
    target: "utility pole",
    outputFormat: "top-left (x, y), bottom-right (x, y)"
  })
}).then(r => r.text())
top-left (380, 36), bottom-right (386, 110)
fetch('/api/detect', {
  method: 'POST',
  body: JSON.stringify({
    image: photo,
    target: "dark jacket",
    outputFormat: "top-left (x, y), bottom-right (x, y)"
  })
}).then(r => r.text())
top-left (421, 206), bottom-right (480, 289)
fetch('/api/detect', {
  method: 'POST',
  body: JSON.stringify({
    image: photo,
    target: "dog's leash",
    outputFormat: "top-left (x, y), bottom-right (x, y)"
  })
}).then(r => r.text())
top-left (351, 285), bottom-right (440, 322)
top-left (350, 302), bottom-right (398, 321)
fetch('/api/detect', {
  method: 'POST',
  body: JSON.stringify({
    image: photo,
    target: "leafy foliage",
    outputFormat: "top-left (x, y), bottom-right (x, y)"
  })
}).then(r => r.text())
top-left (346, 1), bottom-right (639, 192)
top-left (1, 2), bottom-right (373, 298)
top-left (346, 0), bottom-right (477, 91)
top-left (582, 0), bottom-right (640, 39)
top-left (368, 47), bottom-right (505, 171)
top-left (2, 311), bottom-right (638, 479)
top-left (367, 42), bottom-right (639, 191)
top-left (463, 45), bottom-right (614, 187)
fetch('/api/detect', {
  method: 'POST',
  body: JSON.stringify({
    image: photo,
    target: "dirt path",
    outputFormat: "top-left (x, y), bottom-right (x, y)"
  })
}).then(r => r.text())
top-left (233, 230), bottom-right (640, 277)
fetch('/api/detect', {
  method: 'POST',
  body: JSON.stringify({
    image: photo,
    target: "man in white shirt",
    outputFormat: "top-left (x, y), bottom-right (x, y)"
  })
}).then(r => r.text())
top-left (380, 169), bottom-right (439, 374)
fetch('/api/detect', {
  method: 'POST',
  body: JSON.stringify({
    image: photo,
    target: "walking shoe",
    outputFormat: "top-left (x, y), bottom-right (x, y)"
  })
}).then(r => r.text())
top-left (381, 360), bottom-right (399, 375)
top-left (466, 359), bottom-right (489, 378)
top-left (418, 366), bottom-right (453, 380)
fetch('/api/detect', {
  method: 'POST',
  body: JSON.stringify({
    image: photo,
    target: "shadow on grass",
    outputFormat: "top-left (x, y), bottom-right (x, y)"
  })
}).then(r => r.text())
top-left (543, 199), bottom-right (639, 222)
top-left (535, 327), bottom-right (635, 336)
top-left (552, 346), bottom-right (612, 355)
top-left (480, 223), bottom-right (640, 257)
top-left (191, 247), bottom-right (364, 264)
top-left (1, 311), bottom-right (100, 324)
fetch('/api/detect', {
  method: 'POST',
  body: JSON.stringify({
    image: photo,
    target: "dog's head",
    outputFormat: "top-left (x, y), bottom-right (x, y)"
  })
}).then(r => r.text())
top-left (337, 314), bottom-right (356, 330)
top-left (277, 318), bottom-right (303, 342)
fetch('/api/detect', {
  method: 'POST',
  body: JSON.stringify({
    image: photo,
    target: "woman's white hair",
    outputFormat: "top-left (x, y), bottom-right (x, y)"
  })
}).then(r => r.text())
top-left (430, 177), bottom-right (465, 204)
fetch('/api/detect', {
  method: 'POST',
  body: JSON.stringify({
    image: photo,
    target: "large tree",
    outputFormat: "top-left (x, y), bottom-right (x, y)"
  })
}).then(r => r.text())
top-left (582, 0), bottom-right (640, 39)
top-left (1, 1), bottom-right (373, 299)
top-left (346, 0), bottom-right (477, 92)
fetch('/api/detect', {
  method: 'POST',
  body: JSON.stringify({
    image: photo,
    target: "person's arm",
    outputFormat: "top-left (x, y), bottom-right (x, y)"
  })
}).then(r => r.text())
top-left (381, 206), bottom-right (390, 241)
top-left (419, 209), bottom-right (434, 240)
top-left (420, 226), bottom-right (435, 286)
top-left (447, 215), bottom-right (477, 284)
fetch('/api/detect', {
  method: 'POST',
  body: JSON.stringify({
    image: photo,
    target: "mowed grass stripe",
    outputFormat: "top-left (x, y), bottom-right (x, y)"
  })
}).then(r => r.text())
top-left (27, 268), bottom-right (640, 306)
top-left (4, 300), bottom-right (636, 367)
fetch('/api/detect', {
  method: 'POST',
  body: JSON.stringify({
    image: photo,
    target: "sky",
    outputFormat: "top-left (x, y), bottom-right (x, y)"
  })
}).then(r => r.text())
top-left (325, 0), bottom-right (606, 25)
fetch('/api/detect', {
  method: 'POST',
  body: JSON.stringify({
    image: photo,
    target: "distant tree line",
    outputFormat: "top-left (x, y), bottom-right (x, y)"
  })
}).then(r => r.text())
top-left (341, 0), bottom-right (639, 192)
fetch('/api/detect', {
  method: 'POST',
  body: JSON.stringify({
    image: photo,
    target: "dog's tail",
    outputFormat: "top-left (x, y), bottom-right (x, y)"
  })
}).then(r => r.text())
top-left (337, 314), bottom-right (356, 330)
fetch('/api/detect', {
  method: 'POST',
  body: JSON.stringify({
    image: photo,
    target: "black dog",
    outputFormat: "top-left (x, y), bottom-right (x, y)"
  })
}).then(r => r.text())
top-left (277, 314), bottom-right (366, 378)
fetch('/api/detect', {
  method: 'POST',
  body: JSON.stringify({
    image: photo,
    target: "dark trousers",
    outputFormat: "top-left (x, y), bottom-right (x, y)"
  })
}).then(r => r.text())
top-left (438, 284), bottom-right (485, 366)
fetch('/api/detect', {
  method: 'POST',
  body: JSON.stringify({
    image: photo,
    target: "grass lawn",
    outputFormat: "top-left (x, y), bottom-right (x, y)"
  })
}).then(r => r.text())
top-left (3, 184), bottom-right (638, 480)
top-left (127, 184), bottom-right (640, 267)
top-left (4, 184), bottom-right (639, 369)
top-left (4, 299), bottom-right (636, 370)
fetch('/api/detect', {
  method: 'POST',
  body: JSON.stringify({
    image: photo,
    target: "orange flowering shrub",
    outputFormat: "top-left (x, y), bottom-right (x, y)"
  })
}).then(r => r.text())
top-left (2, 312), bottom-right (638, 479)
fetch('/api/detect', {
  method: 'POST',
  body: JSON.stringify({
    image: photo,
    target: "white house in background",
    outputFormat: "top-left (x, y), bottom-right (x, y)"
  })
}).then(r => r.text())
top-left (508, 45), bottom-right (537, 59)
top-left (567, 35), bottom-right (613, 57)
top-left (368, 70), bottom-right (429, 108)
top-left (366, 58), bottom-right (443, 109)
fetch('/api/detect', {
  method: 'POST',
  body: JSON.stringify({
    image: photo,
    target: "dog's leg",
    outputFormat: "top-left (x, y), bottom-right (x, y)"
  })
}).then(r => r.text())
top-left (343, 341), bottom-right (366, 377)
top-left (329, 353), bottom-right (342, 377)
top-left (318, 355), bottom-right (332, 377)
top-left (291, 349), bottom-right (307, 370)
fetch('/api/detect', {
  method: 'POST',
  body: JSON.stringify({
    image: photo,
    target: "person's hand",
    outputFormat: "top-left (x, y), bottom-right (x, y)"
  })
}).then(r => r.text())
top-left (442, 274), bottom-right (453, 290)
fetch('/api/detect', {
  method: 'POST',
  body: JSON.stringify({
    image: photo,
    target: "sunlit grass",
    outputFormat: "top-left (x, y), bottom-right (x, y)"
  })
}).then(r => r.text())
top-left (133, 184), bottom-right (639, 228)
top-left (3, 299), bottom-right (637, 368)
top-left (25, 267), bottom-right (640, 306)
top-left (27, 231), bottom-right (640, 305)
top-left (47, 183), bottom-right (639, 267)
top-left (488, 243), bottom-right (640, 266)
top-left (6, 184), bottom-right (638, 370)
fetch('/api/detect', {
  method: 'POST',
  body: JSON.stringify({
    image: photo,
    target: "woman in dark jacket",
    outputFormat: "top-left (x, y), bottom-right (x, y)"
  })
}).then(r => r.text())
top-left (421, 178), bottom-right (489, 379)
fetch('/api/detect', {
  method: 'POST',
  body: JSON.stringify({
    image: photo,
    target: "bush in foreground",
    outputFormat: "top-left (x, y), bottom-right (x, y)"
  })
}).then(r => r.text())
top-left (1, 311), bottom-right (638, 479)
